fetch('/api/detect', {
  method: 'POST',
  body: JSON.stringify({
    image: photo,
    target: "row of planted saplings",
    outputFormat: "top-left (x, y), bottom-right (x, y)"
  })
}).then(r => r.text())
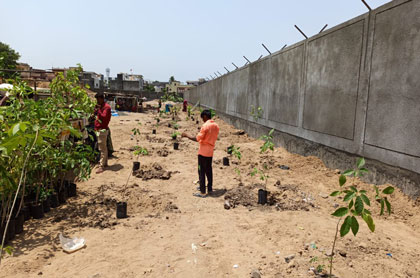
top-left (0, 180), bottom-right (77, 245)
top-left (117, 109), bottom-right (192, 219)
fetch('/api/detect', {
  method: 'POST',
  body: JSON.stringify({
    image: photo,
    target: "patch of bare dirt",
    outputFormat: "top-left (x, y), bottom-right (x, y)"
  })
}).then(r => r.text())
top-left (156, 147), bottom-right (171, 157)
top-left (134, 163), bottom-right (176, 180)
top-left (224, 182), bottom-right (313, 211)
top-left (146, 134), bottom-right (166, 143)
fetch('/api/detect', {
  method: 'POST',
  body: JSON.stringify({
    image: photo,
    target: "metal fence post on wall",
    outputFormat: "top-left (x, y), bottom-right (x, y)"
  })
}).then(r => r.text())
top-left (217, 71), bottom-right (222, 76)
top-left (243, 56), bottom-right (251, 65)
top-left (224, 67), bottom-right (230, 73)
top-left (319, 24), bottom-right (328, 33)
top-left (361, 0), bottom-right (372, 11)
top-left (261, 43), bottom-right (271, 55)
top-left (281, 44), bottom-right (287, 50)
top-left (294, 25), bottom-right (308, 39)
top-left (232, 62), bottom-right (239, 69)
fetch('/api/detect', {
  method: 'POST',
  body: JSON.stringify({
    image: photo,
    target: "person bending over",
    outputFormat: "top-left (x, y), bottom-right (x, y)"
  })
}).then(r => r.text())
top-left (182, 109), bottom-right (219, 197)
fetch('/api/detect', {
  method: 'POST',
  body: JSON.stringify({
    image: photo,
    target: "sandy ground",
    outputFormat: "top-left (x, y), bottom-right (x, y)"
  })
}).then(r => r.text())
top-left (2, 104), bottom-right (420, 278)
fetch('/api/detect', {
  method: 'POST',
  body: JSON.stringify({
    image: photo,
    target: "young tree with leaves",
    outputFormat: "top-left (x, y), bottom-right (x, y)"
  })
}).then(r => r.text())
top-left (328, 158), bottom-right (395, 277)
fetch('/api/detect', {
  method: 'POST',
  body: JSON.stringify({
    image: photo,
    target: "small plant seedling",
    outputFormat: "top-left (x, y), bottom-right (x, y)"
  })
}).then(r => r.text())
top-left (328, 158), bottom-right (395, 277)
top-left (132, 128), bottom-right (141, 136)
top-left (260, 129), bottom-right (274, 153)
top-left (249, 129), bottom-right (275, 191)
top-left (250, 105), bottom-right (263, 121)
top-left (229, 145), bottom-right (242, 161)
top-left (173, 123), bottom-right (179, 130)
top-left (171, 131), bottom-right (180, 140)
top-left (250, 163), bottom-right (269, 189)
top-left (133, 146), bottom-right (149, 156)
top-left (316, 264), bottom-right (325, 274)
top-left (228, 145), bottom-right (242, 181)
top-left (309, 256), bottom-right (326, 275)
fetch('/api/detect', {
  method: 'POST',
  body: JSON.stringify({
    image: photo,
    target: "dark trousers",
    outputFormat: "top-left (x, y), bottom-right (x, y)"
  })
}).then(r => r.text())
top-left (198, 155), bottom-right (213, 194)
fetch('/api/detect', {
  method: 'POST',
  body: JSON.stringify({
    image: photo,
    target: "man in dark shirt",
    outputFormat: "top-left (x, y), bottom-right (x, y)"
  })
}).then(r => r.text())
top-left (94, 92), bottom-right (111, 174)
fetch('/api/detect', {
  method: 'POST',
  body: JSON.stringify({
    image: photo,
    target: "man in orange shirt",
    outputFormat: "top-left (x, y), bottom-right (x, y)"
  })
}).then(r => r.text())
top-left (182, 109), bottom-right (219, 197)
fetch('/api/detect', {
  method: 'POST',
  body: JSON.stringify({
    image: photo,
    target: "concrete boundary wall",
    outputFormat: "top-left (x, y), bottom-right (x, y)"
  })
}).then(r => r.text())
top-left (185, 0), bottom-right (420, 197)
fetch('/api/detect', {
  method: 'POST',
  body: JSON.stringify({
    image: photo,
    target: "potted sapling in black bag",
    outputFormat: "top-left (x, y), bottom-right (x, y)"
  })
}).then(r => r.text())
top-left (251, 129), bottom-right (275, 205)
top-left (40, 187), bottom-right (52, 213)
top-left (30, 184), bottom-right (44, 219)
top-left (171, 132), bottom-right (180, 150)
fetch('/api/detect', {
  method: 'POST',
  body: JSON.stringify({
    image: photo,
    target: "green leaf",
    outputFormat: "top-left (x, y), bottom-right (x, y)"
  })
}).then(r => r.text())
top-left (355, 196), bottom-right (364, 215)
top-left (380, 199), bottom-right (385, 215)
top-left (350, 216), bottom-right (359, 236)
top-left (339, 175), bottom-right (347, 186)
top-left (361, 194), bottom-right (370, 206)
top-left (362, 213), bottom-right (375, 232)
top-left (343, 192), bottom-right (356, 202)
top-left (343, 170), bottom-right (355, 176)
top-left (359, 190), bottom-right (367, 194)
top-left (357, 158), bottom-right (365, 169)
top-left (348, 199), bottom-right (354, 209)
top-left (330, 191), bottom-right (341, 197)
top-left (250, 168), bottom-right (258, 177)
top-left (332, 207), bottom-right (349, 217)
top-left (35, 134), bottom-right (44, 146)
top-left (349, 186), bottom-right (358, 193)
top-left (3, 245), bottom-right (13, 255)
top-left (382, 186), bottom-right (394, 195)
top-left (384, 198), bottom-right (392, 215)
top-left (364, 208), bottom-right (371, 215)
top-left (374, 186), bottom-right (379, 196)
top-left (359, 168), bottom-right (369, 175)
top-left (12, 123), bottom-right (20, 135)
top-left (19, 122), bottom-right (28, 132)
top-left (340, 216), bottom-right (352, 237)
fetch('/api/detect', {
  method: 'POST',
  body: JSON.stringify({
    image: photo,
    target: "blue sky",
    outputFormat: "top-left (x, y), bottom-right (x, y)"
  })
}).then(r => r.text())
top-left (0, 0), bottom-right (390, 82)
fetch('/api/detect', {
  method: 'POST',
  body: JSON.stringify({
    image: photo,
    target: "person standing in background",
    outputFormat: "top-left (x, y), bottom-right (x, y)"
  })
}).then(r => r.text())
top-left (94, 92), bottom-right (111, 174)
top-left (182, 109), bottom-right (219, 197)
top-left (183, 99), bottom-right (188, 112)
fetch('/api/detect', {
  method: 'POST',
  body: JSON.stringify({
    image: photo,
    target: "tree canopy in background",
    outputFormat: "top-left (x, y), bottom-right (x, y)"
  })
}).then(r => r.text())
top-left (0, 42), bottom-right (20, 79)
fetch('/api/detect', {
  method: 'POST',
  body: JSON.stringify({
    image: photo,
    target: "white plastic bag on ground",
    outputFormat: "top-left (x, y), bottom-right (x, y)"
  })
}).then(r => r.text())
top-left (59, 233), bottom-right (86, 253)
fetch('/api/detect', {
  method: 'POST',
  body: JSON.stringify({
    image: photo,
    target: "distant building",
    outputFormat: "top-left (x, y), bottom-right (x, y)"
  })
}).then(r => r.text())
top-left (165, 80), bottom-right (194, 94)
top-left (17, 63), bottom-right (30, 71)
top-left (186, 78), bottom-right (207, 86)
top-left (80, 71), bottom-right (104, 89)
top-left (109, 73), bottom-right (144, 91)
top-left (150, 81), bottom-right (169, 93)
top-left (52, 67), bottom-right (68, 76)
top-left (18, 63), bottom-right (55, 81)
